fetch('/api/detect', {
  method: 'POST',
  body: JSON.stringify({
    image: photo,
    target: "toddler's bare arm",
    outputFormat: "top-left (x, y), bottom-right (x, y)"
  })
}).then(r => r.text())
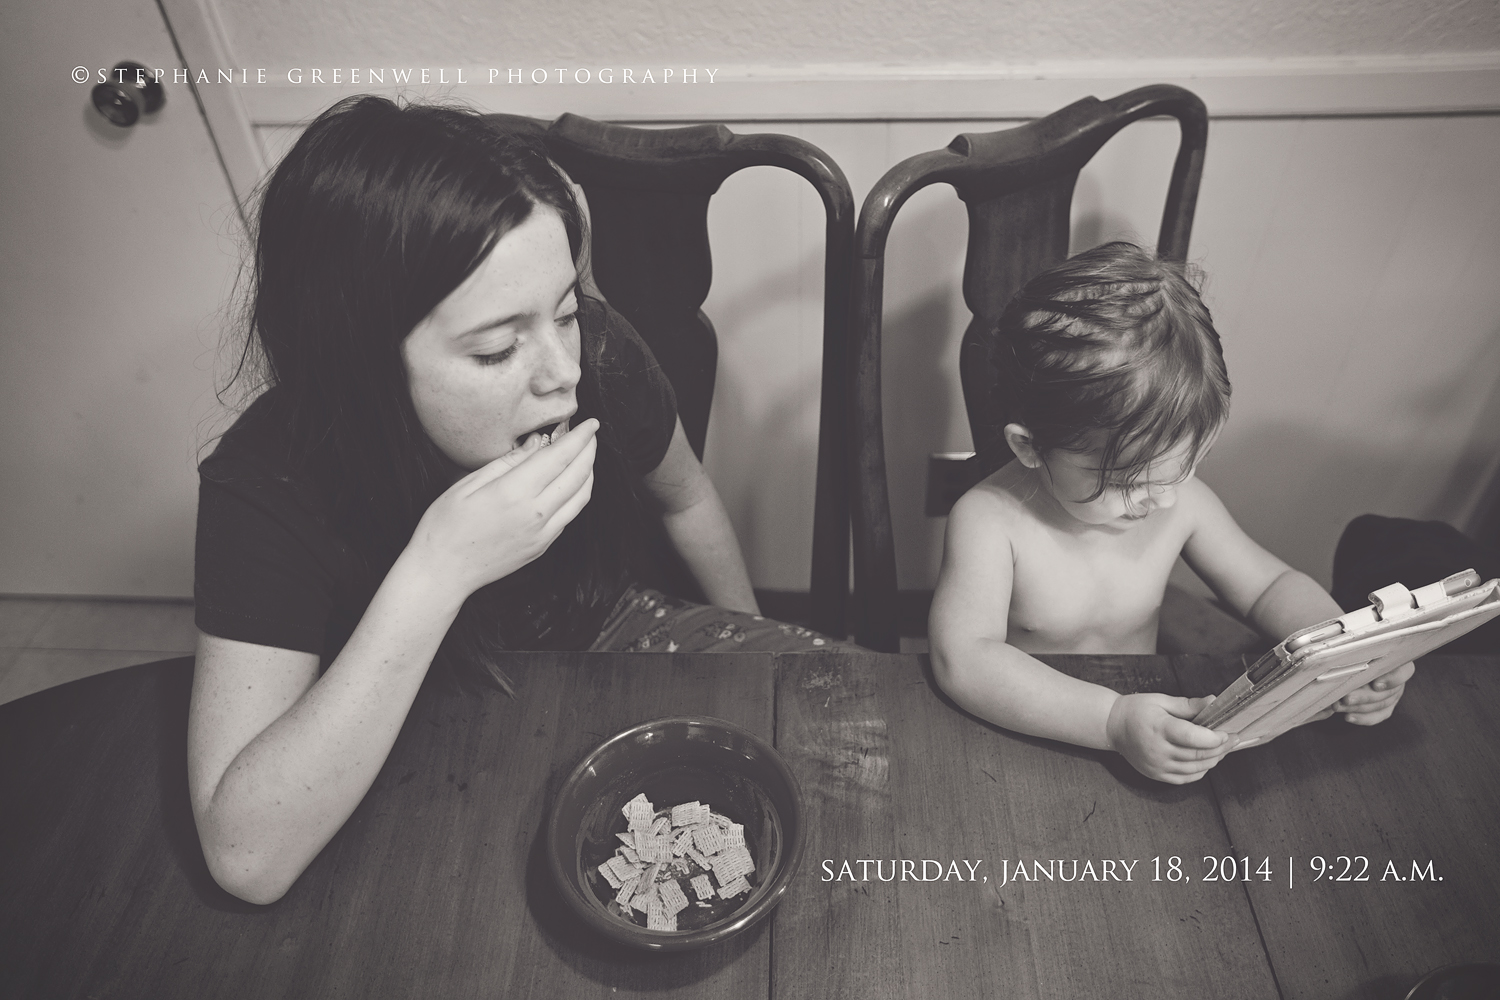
top-left (930, 488), bottom-right (1231, 781)
top-left (929, 489), bottom-right (1116, 748)
top-left (1181, 478), bottom-right (1413, 725)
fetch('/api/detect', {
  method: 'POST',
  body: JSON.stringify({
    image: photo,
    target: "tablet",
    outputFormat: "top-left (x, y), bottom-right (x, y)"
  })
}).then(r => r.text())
top-left (1193, 569), bottom-right (1500, 748)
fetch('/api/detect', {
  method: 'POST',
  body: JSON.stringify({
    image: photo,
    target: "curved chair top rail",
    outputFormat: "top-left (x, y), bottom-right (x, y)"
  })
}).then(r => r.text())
top-left (855, 84), bottom-right (1207, 262)
top-left (494, 113), bottom-right (856, 224)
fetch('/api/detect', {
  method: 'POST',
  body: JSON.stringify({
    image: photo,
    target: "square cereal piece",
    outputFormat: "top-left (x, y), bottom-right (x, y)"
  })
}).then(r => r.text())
top-left (621, 844), bottom-right (639, 864)
top-left (650, 815), bottom-right (672, 837)
top-left (710, 812), bottom-right (734, 829)
top-left (616, 831), bottom-right (636, 848)
top-left (713, 848), bottom-right (753, 884)
top-left (597, 861), bottom-right (623, 889)
top-left (692, 825), bottom-right (724, 856)
top-left (646, 897), bottom-right (671, 931)
top-left (670, 801), bottom-right (702, 827)
top-left (659, 878), bottom-right (689, 915)
top-left (623, 793), bottom-right (654, 822)
top-left (687, 847), bottom-right (711, 870)
top-left (671, 829), bottom-right (694, 856)
top-left (615, 876), bottom-right (638, 909)
top-left (690, 874), bottom-right (715, 900)
top-left (722, 823), bottom-right (745, 847)
top-left (719, 875), bottom-right (752, 897)
top-left (726, 844), bottom-right (754, 873)
top-left (642, 861), bottom-right (662, 886)
top-left (607, 855), bottom-right (637, 881)
top-left (632, 882), bottom-right (658, 915)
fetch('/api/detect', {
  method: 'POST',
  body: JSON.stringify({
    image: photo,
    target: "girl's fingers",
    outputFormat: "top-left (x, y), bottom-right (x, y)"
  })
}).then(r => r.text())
top-left (469, 418), bottom-right (599, 497)
top-left (539, 470), bottom-right (594, 539)
top-left (535, 436), bottom-right (597, 514)
top-left (461, 432), bottom-right (547, 491)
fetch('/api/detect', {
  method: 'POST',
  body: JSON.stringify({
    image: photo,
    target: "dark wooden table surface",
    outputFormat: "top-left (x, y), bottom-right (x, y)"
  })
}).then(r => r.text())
top-left (1, 652), bottom-right (1495, 1000)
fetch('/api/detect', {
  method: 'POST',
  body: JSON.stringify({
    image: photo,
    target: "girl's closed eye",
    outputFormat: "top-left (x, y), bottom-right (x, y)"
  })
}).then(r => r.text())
top-left (475, 342), bottom-right (518, 366)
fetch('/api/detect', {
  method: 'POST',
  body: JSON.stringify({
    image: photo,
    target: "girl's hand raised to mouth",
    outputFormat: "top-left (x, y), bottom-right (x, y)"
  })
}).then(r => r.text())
top-left (406, 417), bottom-right (599, 601)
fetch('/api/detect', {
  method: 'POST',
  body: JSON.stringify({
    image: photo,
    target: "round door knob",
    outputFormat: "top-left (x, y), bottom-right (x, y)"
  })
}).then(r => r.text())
top-left (91, 61), bottom-right (166, 127)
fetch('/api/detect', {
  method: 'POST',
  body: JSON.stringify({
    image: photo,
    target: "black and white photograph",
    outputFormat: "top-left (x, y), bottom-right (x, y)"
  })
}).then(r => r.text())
top-left (2, 0), bottom-right (1498, 997)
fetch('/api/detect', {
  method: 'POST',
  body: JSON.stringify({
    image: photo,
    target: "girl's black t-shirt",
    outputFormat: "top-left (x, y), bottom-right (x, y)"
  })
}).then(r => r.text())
top-left (193, 299), bottom-right (676, 661)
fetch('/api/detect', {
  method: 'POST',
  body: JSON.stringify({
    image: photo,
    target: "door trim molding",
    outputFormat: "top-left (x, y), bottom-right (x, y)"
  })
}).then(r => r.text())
top-left (155, 0), bottom-right (266, 214)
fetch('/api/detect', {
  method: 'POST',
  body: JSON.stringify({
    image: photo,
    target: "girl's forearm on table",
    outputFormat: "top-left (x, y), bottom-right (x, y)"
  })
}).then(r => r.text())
top-left (195, 552), bottom-right (466, 903)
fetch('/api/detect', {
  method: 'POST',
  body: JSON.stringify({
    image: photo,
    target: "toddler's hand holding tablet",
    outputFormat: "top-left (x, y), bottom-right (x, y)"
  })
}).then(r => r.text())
top-left (1105, 694), bottom-right (1236, 784)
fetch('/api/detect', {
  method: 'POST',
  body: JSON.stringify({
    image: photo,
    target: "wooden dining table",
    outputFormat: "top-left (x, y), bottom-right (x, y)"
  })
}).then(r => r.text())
top-left (1, 650), bottom-right (1496, 999)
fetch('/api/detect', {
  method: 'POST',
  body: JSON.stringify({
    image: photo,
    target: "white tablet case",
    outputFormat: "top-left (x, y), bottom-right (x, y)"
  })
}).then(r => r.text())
top-left (1193, 569), bottom-right (1500, 748)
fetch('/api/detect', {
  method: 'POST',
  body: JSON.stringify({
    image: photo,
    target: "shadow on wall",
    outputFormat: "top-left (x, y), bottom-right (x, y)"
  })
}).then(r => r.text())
top-left (1207, 421), bottom-right (1500, 589)
top-left (1435, 326), bottom-right (1500, 541)
top-left (1069, 207), bottom-right (1150, 257)
top-left (1212, 320), bottom-right (1500, 584)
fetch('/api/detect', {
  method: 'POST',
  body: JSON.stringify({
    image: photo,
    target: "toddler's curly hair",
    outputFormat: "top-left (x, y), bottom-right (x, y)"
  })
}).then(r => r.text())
top-left (991, 241), bottom-right (1230, 499)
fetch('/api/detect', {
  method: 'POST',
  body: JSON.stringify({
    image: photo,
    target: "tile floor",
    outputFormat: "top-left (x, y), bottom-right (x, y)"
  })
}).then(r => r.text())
top-left (0, 597), bottom-right (197, 706)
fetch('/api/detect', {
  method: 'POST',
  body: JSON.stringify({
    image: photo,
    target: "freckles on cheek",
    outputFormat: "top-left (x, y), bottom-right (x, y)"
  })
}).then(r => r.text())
top-left (407, 360), bottom-right (481, 453)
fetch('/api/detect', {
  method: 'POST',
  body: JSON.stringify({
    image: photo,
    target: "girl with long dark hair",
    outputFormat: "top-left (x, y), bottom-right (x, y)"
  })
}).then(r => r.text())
top-left (187, 96), bottom-right (839, 904)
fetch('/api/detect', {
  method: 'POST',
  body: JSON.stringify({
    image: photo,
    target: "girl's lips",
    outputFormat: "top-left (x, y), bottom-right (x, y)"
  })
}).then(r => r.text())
top-left (515, 416), bottom-right (571, 449)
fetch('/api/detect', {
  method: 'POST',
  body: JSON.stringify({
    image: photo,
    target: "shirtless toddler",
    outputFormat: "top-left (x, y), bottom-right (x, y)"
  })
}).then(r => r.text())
top-left (928, 243), bottom-right (1412, 783)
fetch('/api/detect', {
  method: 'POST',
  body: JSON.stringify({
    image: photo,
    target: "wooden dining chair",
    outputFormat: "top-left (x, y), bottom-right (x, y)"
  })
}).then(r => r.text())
top-left (484, 112), bottom-right (855, 637)
top-left (848, 84), bottom-right (1209, 651)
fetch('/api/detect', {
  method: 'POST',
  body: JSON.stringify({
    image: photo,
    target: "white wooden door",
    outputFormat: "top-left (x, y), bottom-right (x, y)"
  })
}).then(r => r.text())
top-left (1, 0), bottom-right (244, 596)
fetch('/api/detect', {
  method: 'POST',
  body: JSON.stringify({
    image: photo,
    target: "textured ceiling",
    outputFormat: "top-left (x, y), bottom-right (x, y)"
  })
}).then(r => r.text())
top-left (218, 0), bottom-right (1500, 70)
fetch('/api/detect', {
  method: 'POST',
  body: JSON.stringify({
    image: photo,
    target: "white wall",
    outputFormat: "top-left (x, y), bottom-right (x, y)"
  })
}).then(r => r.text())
top-left (219, 0), bottom-right (1498, 67)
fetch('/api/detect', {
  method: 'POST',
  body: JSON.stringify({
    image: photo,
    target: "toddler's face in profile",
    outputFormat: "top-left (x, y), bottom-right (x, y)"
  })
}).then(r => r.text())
top-left (1034, 432), bottom-right (1203, 528)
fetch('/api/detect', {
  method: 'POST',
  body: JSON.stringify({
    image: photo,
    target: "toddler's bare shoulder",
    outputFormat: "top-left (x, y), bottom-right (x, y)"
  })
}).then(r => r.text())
top-left (948, 475), bottom-right (1032, 540)
top-left (1176, 476), bottom-right (1230, 517)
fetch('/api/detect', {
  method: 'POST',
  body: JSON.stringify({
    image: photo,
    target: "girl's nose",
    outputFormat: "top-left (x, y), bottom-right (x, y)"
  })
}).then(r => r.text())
top-left (532, 323), bottom-right (581, 395)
